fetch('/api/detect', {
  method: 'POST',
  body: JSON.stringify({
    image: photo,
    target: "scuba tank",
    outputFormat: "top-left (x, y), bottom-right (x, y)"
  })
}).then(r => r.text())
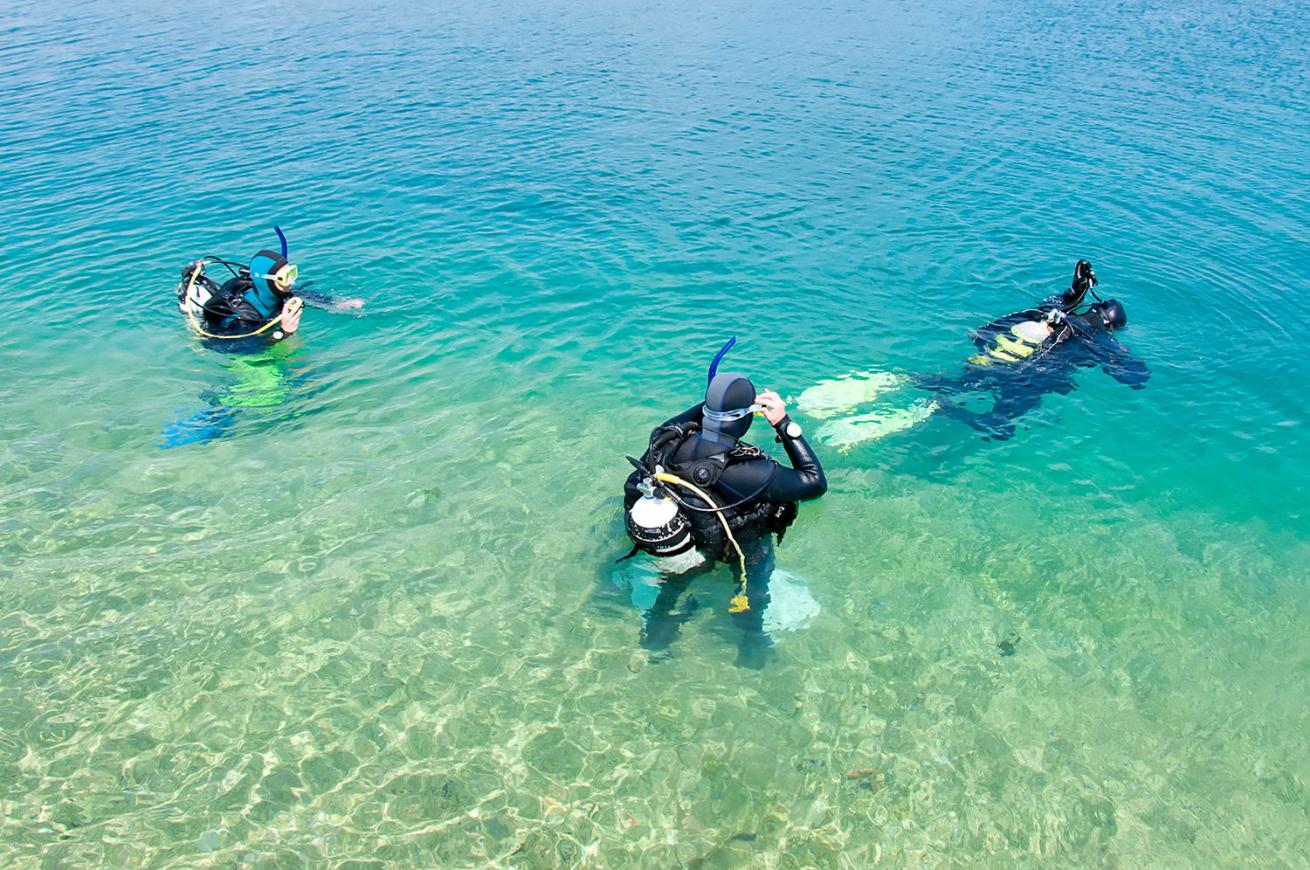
top-left (178, 262), bottom-right (219, 317)
top-left (624, 423), bottom-right (701, 558)
top-left (625, 474), bottom-right (695, 557)
top-left (968, 313), bottom-right (1058, 366)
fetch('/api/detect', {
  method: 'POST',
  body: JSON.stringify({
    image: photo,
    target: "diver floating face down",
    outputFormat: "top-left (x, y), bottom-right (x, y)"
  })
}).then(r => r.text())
top-left (797, 260), bottom-right (1149, 448)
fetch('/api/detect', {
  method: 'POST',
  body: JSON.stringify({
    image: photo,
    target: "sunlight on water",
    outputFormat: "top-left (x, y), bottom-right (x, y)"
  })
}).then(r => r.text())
top-left (2, 0), bottom-right (1308, 865)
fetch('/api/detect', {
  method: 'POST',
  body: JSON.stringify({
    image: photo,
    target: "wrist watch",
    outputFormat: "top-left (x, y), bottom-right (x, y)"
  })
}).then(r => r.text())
top-left (775, 415), bottom-right (802, 439)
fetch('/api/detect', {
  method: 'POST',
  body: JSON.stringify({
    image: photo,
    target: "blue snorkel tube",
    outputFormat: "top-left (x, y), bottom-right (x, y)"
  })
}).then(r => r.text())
top-left (274, 224), bottom-right (288, 258)
top-left (707, 336), bottom-right (736, 385)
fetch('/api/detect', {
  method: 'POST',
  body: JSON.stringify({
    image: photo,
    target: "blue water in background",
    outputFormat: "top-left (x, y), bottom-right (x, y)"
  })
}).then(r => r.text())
top-left (2, 0), bottom-right (1308, 864)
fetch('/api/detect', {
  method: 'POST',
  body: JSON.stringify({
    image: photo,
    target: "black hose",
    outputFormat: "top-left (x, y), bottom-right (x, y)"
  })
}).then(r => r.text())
top-left (201, 255), bottom-right (244, 277)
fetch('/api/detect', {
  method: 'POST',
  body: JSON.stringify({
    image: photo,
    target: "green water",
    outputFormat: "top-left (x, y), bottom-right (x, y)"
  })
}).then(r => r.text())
top-left (2, 0), bottom-right (1309, 865)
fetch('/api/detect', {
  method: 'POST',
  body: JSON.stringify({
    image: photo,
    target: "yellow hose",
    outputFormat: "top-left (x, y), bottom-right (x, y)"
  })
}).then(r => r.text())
top-left (180, 263), bottom-right (288, 340)
top-left (654, 471), bottom-right (751, 613)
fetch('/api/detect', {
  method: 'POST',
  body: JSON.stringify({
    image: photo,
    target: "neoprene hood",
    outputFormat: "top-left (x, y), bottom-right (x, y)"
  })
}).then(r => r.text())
top-left (1088, 298), bottom-right (1127, 330)
top-left (702, 372), bottom-right (756, 442)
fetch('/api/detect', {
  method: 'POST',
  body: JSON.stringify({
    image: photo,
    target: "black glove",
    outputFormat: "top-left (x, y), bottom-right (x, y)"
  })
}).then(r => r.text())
top-left (1062, 259), bottom-right (1097, 307)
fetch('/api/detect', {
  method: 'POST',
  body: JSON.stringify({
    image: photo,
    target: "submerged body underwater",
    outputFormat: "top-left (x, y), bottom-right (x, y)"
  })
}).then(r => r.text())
top-left (3, 0), bottom-right (1309, 865)
top-left (802, 262), bottom-right (1151, 448)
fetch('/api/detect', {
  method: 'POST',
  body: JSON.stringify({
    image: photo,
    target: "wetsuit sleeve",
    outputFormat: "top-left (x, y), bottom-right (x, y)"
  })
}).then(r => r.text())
top-left (1090, 335), bottom-right (1150, 389)
top-left (760, 415), bottom-right (827, 502)
top-left (295, 288), bottom-right (351, 311)
top-left (1100, 346), bottom-right (1150, 388)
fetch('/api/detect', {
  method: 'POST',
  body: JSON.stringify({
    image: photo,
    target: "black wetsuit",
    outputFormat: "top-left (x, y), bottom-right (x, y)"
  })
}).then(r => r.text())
top-left (622, 403), bottom-right (826, 667)
top-left (920, 297), bottom-right (1150, 440)
top-left (623, 403), bottom-right (828, 529)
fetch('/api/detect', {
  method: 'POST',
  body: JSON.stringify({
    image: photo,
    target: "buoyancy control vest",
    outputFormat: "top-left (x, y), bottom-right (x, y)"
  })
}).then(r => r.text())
top-left (968, 317), bottom-right (1055, 367)
top-left (177, 251), bottom-right (291, 333)
top-left (625, 421), bottom-right (798, 561)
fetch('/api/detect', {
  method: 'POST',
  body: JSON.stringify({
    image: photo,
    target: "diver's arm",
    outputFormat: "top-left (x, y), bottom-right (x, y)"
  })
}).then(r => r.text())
top-left (763, 415), bottom-right (827, 502)
top-left (1091, 336), bottom-right (1150, 389)
top-left (752, 392), bottom-right (825, 501)
top-left (1102, 351), bottom-right (1150, 389)
top-left (293, 287), bottom-right (365, 313)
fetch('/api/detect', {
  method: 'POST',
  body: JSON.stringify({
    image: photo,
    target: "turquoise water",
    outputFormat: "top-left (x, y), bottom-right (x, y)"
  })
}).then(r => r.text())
top-left (3, 0), bottom-right (1309, 864)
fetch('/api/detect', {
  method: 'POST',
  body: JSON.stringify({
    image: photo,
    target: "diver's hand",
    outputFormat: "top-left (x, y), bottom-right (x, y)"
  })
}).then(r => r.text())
top-left (757, 389), bottom-right (787, 425)
top-left (280, 297), bottom-right (303, 335)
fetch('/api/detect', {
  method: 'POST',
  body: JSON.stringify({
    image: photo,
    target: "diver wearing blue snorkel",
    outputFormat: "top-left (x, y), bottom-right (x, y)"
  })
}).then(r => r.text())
top-left (175, 226), bottom-right (363, 342)
top-left (162, 227), bottom-right (363, 447)
top-left (621, 339), bottom-right (827, 667)
top-left (178, 227), bottom-right (303, 341)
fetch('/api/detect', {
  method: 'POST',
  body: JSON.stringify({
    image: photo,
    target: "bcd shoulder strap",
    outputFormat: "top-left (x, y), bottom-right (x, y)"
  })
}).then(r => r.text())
top-left (646, 421), bottom-right (699, 473)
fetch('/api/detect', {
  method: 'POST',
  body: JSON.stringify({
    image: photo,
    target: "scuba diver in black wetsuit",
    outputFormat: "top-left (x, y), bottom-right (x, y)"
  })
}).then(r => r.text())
top-left (622, 339), bottom-right (828, 667)
top-left (918, 259), bottom-right (1150, 440)
top-left (162, 227), bottom-right (364, 447)
top-left (176, 226), bottom-right (364, 344)
top-left (178, 248), bottom-right (303, 341)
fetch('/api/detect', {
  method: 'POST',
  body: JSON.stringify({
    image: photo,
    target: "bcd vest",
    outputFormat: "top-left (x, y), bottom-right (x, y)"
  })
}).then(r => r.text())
top-left (968, 319), bottom-right (1053, 367)
top-left (635, 421), bottom-right (799, 561)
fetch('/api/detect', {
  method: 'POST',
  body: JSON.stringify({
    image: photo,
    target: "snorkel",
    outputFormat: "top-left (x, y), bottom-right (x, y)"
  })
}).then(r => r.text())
top-left (702, 337), bottom-right (759, 444)
top-left (707, 335), bottom-right (736, 385)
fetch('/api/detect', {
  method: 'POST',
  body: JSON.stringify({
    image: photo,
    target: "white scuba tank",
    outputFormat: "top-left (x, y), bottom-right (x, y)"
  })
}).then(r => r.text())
top-left (1012, 320), bottom-right (1052, 343)
top-left (179, 278), bottom-right (213, 318)
top-left (626, 493), bottom-right (695, 557)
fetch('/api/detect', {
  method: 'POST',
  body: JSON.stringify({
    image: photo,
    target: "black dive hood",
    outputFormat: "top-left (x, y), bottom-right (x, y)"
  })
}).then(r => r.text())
top-left (702, 372), bottom-right (756, 443)
top-left (1086, 298), bottom-right (1127, 330)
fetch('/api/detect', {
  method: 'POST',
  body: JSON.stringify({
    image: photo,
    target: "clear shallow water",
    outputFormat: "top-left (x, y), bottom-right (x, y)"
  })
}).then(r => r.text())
top-left (2, 0), bottom-right (1308, 864)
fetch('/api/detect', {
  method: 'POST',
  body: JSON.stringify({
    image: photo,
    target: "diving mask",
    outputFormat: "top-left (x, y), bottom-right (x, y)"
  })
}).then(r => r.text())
top-left (702, 403), bottom-right (763, 424)
top-left (254, 262), bottom-right (299, 292)
top-left (272, 262), bottom-right (298, 291)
